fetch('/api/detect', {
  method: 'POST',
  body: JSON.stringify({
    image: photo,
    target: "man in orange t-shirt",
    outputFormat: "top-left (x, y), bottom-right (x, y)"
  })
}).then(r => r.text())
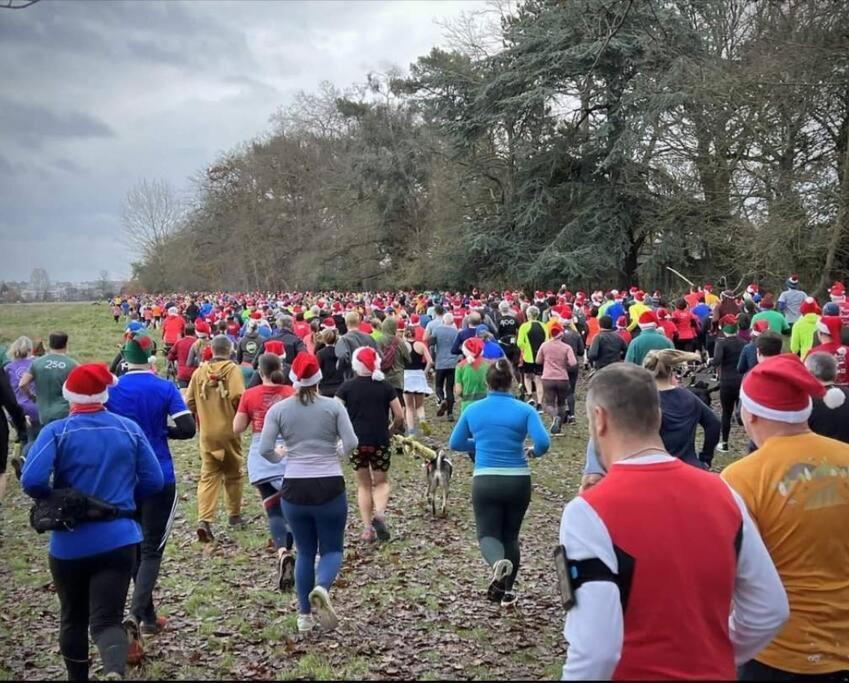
top-left (723, 354), bottom-right (849, 680)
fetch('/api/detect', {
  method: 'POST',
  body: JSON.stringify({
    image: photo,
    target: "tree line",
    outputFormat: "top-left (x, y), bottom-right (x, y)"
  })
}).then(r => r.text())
top-left (126, 0), bottom-right (849, 296)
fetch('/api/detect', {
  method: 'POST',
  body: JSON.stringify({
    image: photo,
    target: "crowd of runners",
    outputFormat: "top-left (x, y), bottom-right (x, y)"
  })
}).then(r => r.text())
top-left (1, 275), bottom-right (848, 680)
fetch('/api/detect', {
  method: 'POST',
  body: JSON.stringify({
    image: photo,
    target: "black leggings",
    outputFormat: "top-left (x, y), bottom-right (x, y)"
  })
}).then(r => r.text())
top-left (719, 382), bottom-right (741, 444)
top-left (434, 369), bottom-right (456, 414)
top-left (50, 544), bottom-right (137, 681)
top-left (471, 475), bottom-right (532, 591)
top-left (131, 483), bottom-right (177, 624)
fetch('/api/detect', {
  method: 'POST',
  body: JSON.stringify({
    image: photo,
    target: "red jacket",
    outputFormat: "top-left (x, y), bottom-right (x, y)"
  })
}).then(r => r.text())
top-left (582, 460), bottom-right (740, 680)
top-left (671, 309), bottom-right (699, 341)
top-left (168, 335), bottom-right (197, 382)
top-left (162, 315), bottom-right (185, 345)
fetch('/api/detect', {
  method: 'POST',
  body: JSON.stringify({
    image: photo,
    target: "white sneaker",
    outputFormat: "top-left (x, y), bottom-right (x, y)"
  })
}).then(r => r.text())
top-left (716, 442), bottom-right (729, 453)
top-left (297, 614), bottom-right (316, 633)
top-left (308, 586), bottom-right (339, 631)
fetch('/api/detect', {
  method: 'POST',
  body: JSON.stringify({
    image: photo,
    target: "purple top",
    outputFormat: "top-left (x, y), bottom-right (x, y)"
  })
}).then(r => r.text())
top-left (4, 358), bottom-right (37, 422)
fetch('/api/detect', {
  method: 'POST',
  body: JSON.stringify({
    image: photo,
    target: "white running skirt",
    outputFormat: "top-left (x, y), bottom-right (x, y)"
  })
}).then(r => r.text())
top-left (403, 369), bottom-right (432, 396)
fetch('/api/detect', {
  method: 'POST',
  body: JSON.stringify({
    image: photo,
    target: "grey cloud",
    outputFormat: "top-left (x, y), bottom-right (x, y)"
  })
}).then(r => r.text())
top-left (1, 98), bottom-right (114, 147)
top-left (51, 158), bottom-right (84, 174)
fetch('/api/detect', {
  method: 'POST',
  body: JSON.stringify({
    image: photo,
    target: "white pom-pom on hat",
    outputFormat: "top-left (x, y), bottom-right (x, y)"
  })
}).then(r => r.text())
top-left (824, 386), bottom-right (846, 409)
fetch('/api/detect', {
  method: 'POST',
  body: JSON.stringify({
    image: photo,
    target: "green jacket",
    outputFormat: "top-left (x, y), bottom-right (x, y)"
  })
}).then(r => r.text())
top-left (790, 313), bottom-right (819, 358)
top-left (625, 329), bottom-right (673, 366)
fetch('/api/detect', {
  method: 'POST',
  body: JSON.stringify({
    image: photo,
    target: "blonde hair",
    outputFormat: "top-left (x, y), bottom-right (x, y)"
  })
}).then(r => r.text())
top-left (322, 328), bottom-right (338, 346)
top-left (642, 349), bottom-right (701, 380)
top-left (10, 336), bottom-right (33, 359)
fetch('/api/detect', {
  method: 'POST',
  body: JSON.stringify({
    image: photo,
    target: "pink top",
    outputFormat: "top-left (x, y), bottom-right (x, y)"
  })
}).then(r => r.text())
top-left (536, 338), bottom-right (577, 380)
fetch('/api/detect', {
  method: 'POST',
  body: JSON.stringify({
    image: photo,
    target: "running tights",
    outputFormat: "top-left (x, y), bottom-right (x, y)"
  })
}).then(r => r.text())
top-left (471, 475), bottom-right (532, 591)
top-left (131, 483), bottom-right (177, 624)
top-left (719, 382), bottom-right (741, 444)
top-left (257, 481), bottom-right (293, 552)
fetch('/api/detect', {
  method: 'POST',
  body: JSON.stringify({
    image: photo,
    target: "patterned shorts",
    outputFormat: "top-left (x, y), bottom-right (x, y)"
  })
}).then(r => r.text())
top-left (350, 445), bottom-right (391, 472)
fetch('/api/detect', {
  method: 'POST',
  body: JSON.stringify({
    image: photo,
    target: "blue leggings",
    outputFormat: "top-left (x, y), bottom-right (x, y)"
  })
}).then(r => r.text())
top-left (281, 492), bottom-right (347, 614)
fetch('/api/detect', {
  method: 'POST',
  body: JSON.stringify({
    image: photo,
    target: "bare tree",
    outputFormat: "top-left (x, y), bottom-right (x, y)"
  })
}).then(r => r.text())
top-left (122, 179), bottom-right (183, 259)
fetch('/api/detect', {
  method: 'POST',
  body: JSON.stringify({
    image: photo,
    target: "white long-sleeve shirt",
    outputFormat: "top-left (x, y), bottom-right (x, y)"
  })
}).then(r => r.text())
top-left (559, 454), bottom-right (789, 680)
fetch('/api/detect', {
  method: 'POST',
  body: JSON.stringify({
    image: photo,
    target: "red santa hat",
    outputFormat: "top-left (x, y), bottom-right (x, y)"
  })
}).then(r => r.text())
top-left (829, 282), bottom-right (846, 300)
top-left (751, 320), bottom-right (770, 337)
top-left (250, 311), bottom-right (262, 320)
top-left (616, 315), bottom-right (628, 329)
top-left (289, 352), bottom-right (322, 389)
top-left (462, 337), bottom-right (484, 361)
top-left (788, 274), bottom-right (800, 286)
top-left (62, 363), bottom-right (118, 405)
top-left (352, 346), bottom-right (385, 382)
top-left (741, 353), bottom-right (843, 423)
top-left (800, 297), bottom-right (820, 316)
top-left (746, 283), bottom-right (759, 295)
top-left (264, 340), bottom-right (285, 357)
top-left (194, 320), bottom-right (211, 337)
top-left (656, 307), bottom-right (670, 320)
top-left (634, 290), bottom-right (646, 302)
top-left (638, 310), bottom-right (658, 330)
top-left (559, 305), bottom-right (574, 323)
top-left (549, 323), bottom-right (564, 337)
top-left (816, 316), bottom-right (842, 340)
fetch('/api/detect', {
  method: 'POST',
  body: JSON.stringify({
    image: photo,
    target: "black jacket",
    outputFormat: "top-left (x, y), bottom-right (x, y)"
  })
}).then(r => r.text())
top-left (258, 329), bottom-right (305, 368)
top-left (588, 330), bottom-right (628, 369)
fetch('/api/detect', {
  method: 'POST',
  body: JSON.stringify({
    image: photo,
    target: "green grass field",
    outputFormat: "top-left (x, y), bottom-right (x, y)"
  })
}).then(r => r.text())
top-left (0, 303), bottom-right (745, 680)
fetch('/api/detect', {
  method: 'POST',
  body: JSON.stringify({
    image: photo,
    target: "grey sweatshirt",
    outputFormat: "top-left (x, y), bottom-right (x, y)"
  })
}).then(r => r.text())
top-left (259, 395), bottom-right (358, 478)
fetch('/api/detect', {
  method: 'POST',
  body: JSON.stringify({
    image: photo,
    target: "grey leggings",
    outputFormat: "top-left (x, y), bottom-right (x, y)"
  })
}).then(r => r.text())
top-left (471, 474), bottom-right (532, 591)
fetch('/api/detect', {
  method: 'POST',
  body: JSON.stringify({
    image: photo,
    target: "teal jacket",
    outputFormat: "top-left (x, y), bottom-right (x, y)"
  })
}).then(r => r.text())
top-left (625, 329), bottom-right (673, 366)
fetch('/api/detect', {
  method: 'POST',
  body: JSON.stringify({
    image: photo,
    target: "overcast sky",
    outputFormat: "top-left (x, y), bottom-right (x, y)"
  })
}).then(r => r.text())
top-left (0, 0), bottom-right (480, 283)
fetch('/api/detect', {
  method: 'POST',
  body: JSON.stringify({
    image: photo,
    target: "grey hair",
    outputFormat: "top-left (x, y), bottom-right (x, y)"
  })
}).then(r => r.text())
top-left (526, 305), bottom-right (540, 320)
top-left (9, 335), bottom-right (33, 359)
top-left (442, 312), bottom-right (455, 326)
top-left (805, 351), bottom-right (838, 384)
top-left (211, 334), bottom-right (233, 358)
top-left (499, 301), bottom-right (510, 313)
top-left (468, 311), bottom-right (482, 326)
top-left (586, 363), bottom-right (660, 436)
top-left (277, 315), bottom-right (294, 330)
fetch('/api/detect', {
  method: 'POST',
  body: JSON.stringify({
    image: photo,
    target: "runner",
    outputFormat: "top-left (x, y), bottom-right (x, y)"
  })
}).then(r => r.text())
top-left (624, 311), bottom-right (673, 365)
top-left (336, 347), bottom-right (405, 542)
top-left (712, 314), bottom-right (746, 453)
top-left (21, 364), bottom-right (164, 682)
top-left (0, 366), bottom-right (26, 514)
top-left (316, 328), bottom-right (345, 398)
top-left (428, 312), bottom-right (459, 420)
top-left (448, 358), bottom-right (550, 607)
top-left (806, 316), bottom-right (849, 385)
top-left (777, 274), bottom-right (807, 325)
top-left (401, 325), bottom-right (434, 437)
top-left (535, 323), bottom-right (578, 435)
top-left (454, 338), bottom-right (490, 416)
top-left (805, 352), bottom-right (849, 443)
top-left (723, 354), bottom-right (849, 681)
top-left (258, 353), bottom-right (359, 633)
top-left (378, 317), bottom-right (409, 405)
top-left (790, 297), bottom-right (821, 358)
top-left (560, 362), bottom-right (787, 679)
top-left (105, 334), bottom-right (196, 663)
top-left (232, 353), bottom-right (296, 591)
top-left (587, 316), bottom-right (627, 370)
top-left (3, 337), bottom-right (39, 475)
top-left (670, 299), bottom-right (700, 352)
top-left (185, 335), bottom-right (246, 542)
top-left (516, 306), bottom-right (547, 409)
top-left (18, 332), bottom-right (79, 427)
top-left (167, 323), bottom-right (197, 389)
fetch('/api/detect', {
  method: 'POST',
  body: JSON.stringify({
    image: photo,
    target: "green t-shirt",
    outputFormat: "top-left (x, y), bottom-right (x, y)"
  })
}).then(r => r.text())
top-left (456, 361), bottom-right (490, 413)
top-left (751, 309), bottom-right (790, 335)
top-left (29, 353), bottom-right (79, 424)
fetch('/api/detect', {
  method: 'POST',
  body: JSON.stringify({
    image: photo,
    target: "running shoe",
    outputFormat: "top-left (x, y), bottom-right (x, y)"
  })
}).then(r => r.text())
top-left (716, 442), bottom-right (729, 453)
top-left (277, 551), bottom-right (296, 593)
top-left (501, 592), bottom-right (518, 608)
top-left (360, 528), bottom-right (377, 543)
top-left (372, 516), bottom-right (391, 542)
top-left (141, 616), bottom-right (168, 635)
top-left (436, 400), bottom-right (448, 417)
top-left (196, 521), bottom-right (214, 543)
top-left (103, 673), bottom-right (123, 681)
top-left (297, 614), bottom-right (317, 633)
top-left (486, 559), bottom-right (513, 603)
top-left (308, 586), bottom-right (339, 631)
top-left (124, 616), bottom-right (144, 666)
top-left (228, 515), bottom-right (247, 529)
top-left (550, 416), bottom-right (562, 436)
top-left (527, 398), bottom-right (536, 409)
top-left (566, 414), bottom-right (576, 425)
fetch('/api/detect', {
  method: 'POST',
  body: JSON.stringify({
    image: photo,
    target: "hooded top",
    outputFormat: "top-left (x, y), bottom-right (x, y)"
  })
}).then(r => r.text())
top-left (185, 359), bottom-right (245, 442)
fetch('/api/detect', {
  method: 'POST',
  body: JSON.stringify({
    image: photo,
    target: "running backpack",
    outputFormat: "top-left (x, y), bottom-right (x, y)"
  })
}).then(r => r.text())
top-left (380, 338), bottom-right (399, 372)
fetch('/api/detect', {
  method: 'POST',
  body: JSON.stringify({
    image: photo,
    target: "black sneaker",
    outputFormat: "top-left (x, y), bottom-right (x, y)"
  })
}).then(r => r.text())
top-left (197, 521), bottom-right (214, 543)
top-left (527, 398), bottom-right (536, 409)
top-left (566, 414), bottom-right (576, 425)
top-left (277, 551), bottom-right (295, 593)
top-left (372, 516), bottom-right (391, 542)
top-left (436, 400), bottom-right (448, 417)
top-left (501, 592), bottom-right (518, 608)
top-left (228, 515), bottom-right (246, 529)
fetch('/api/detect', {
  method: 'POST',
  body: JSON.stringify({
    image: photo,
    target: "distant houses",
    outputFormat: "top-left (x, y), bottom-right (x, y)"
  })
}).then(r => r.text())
top-left (0, 280), bottom-right (126, 303)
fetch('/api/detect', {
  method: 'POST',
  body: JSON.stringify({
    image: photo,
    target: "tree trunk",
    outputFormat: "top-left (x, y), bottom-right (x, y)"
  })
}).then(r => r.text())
top-left (815, 127), bottom-right (849, 298)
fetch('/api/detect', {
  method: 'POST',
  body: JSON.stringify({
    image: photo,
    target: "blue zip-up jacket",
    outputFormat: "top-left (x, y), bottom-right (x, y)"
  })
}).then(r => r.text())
top-left (737, 342), bottom-right (758, 375)
top-left (449, 392), bottom-right (550, 475)
top-left (22, 409), bottom-right (164, 560)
